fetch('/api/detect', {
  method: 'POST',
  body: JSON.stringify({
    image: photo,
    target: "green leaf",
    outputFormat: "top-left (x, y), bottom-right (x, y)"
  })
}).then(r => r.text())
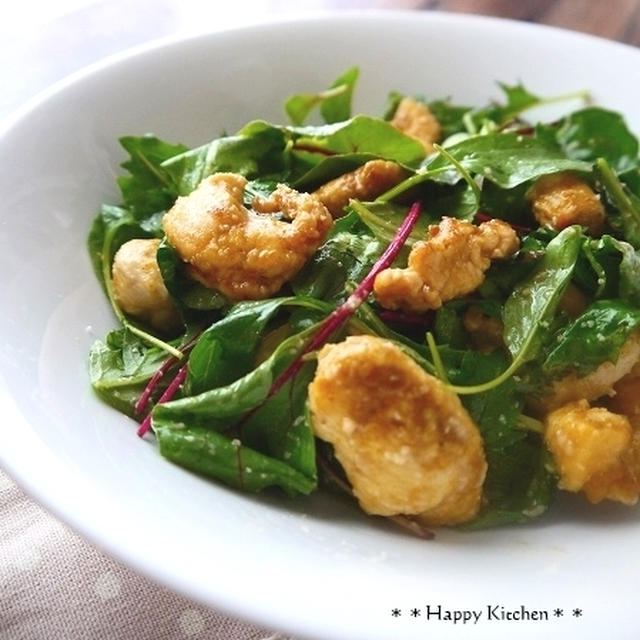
top-left (556, 107), bottom-right (639, 173)
top-left (186, 297), bottom-right (330, 395)
top-left (285, 66), bottom-right (359, 125)
top-left (117, 135), bottom-right (188, 218)
top-left (152, 327), bottom-right (319, 494)
top-left (286, 115), bottom-right (426, 167)
top-left (162, 124), bottom-right (289, 195)
top-left (153, 425), bottom-right (315, 495)
top-left (503, 225), bottom-right (583, 362)
top-left (426, 132), bottom-right (592, 188)
top-left (292, 212), bottom-right (385, 303)
top-left (89, 328), bottom-right (179, 417)
top-left (543, 299), bottom-right (640, 377)
top-left (454, 351), bottom-right (555, 528)
top-left (595, 157), bottom-right (640, 249)
top-left (155, 239), bottom-right (228, 313)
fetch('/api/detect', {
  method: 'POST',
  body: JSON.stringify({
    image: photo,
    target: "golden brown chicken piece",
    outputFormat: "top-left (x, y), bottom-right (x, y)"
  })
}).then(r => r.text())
top-left (308, 335), bottom-right (487, 526)
top-left (529, 172), bottom-right (605, 235)
top-left (163, 173), bottom-right (332, 300)
top-left (111, 238), bottom-right (181, 333)
top-left (374, 217), bottom-right (519, 312)
top-left (312, 159), bottom-right (407, 217)
top-left (390, 96), bottom-right (442, 153)
top-left (545, 399), bottom-right (640, 504)
top-left (534, 331), bottom-right (640, 414)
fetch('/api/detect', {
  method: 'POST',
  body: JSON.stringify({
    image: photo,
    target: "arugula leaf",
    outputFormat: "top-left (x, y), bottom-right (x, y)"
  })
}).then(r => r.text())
top-left (575, 234), bottom-right (640, 303)
top-left (89, 328), bottom-right (179, 417)
top-left (117, 135), bottom-right (187, 218)
top-left (292, 212), bottom-right (384, 303)
top-left (186, 297), bottom-right (330, 395)
top-left (556, 107), bottom-right (639, 173)
top-left (503, 225), bottom-right (583, 362)
top-left (152, 328), bottom-right (319, 495)
top-left (426, 132), bottom-right (592, 188)
top-left (153, 424), bottom-right (315, 495)
top-left (286, 115), bottom-right (426, 167)
top-left (285, 66), bottom-right (359, 126)
top-left (595, 157), bottom-right (640, 249)
top-left (453, 351), bottom-right (555, 529)
top-left (162, 124), bottom-right (289, 195)
top-left (543, 299), bottom-right (640, 377)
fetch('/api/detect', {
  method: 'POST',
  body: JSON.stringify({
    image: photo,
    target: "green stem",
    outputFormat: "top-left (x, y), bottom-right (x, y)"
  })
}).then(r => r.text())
top-left (432, 143), bottom-right (482, 206)
top-left (426, 332), bottom-right (449, 383)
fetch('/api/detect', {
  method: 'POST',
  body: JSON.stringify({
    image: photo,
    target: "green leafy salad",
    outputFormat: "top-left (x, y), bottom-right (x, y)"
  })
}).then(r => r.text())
top-left (88, 68), bottom-right (640, 536)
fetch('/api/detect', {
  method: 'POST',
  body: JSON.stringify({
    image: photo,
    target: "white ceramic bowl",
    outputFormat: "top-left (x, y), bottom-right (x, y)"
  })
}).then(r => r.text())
top-left (1, 11), bottom-right (639, 640)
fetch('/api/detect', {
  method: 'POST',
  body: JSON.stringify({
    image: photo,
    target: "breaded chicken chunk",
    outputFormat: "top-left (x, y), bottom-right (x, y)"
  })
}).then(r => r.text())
top-left (545, 399), bottom-right (640, 504)
top-left (534, 331), bottom-right (640, 413)
top-left (313, 159), bottom-right (407, 217)
top-left (163, 173), bottom-right (332, 300)
top-left (390, 96), bottom-right (442, 152)
top-left (308, 335), bottom-right (487, 526)
top-left (374, 217), bottom-right (519, 312)
top-left (111, 238), bottom-right (181, 333)
top-left (529, 172), bottom-right (605, 235)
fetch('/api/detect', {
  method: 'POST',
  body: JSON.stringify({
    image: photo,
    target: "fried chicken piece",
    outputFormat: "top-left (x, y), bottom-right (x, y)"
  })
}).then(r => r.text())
top-left (545, 399), bottom-right (640, 504)
top-left (308, 335), bottom-right (487, 526)
top-left (374, 217), bottom-right (519, 312)
top-left (111, 238), bottom-right (181, 333)
top-left (313, 159), bottom-right (407, 217)
top-left (529, 172), bottom-right (605, 235)
top-left (534, 331), bottom-right (640, 414)
top-left (163, 173), bottom-right (332, 300)
top-left (390, 96), bottom-right (442, 152)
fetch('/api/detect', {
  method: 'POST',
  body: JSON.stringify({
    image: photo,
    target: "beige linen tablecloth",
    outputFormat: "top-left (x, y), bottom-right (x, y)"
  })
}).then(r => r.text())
top-left (0, 469), bottom-right (293, 640)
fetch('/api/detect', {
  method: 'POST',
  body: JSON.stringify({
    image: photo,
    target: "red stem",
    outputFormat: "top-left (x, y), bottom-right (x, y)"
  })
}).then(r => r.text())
top-left (134, 334), bottom-right (200, 415)
top-left (137, 363), bottom-right (188, 437)
top-left (268, 200), bottom-right (422, 397)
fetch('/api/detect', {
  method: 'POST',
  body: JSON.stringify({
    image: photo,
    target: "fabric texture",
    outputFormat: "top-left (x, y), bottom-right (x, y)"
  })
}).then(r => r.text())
top-left (0, 469), bottom-right (295, 640)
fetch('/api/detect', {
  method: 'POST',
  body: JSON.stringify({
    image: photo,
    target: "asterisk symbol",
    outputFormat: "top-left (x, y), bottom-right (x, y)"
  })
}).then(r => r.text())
top-left (410, 608), bottom-right (421, 617)
top-left (573, 608), bottom-right (583, 617)
top-left (553, 608), bottom-right (564, 617)
top-left (391, 608), bottom-right (401, 617)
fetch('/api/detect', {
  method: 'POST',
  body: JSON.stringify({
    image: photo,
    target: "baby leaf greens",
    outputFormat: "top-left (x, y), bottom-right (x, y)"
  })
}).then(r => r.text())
top-left (88, 67), bottom-right (640, 535)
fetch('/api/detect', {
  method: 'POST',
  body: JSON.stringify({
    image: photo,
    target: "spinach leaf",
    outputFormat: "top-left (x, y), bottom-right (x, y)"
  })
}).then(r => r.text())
top-left (543, 299), bottom-right (640, 377)
top-left (556, 107), bottom-right (639, 173)
top-left (117, 135), bottom-right (188, 218)
top-left (285, 115), bottom-right (426, 167)
top-left (162, 124), bottom-right (289, 196)
top-left (575, 234), bottom-right (640, 304)
top-left (292, 212), bottom-right (384, 303)
top-left (454, 351), bottom-right (555, 529)
top-left (152, 327), bottom-right (318, 495)
top-left (285, 66), bottom-right (359, 125)
top-left (89, 328), bottom-right (177, 417)
top-left (153, 425), bottom-right (315, 495)
top-left (186, 297), bottom-right (330, 395)
top-left (425, 132), bottom-right (592, 189)
top-left (595, 158), bottom-right (640, 249)
top-left (503, 225), bottom-right (583, 363)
